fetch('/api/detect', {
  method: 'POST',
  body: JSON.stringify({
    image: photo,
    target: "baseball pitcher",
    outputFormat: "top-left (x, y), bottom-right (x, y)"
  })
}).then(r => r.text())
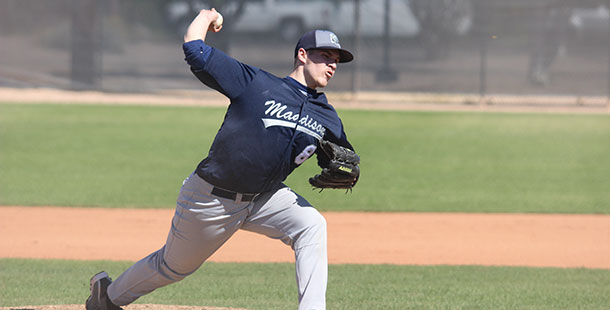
top-left (85, 7), bottom-right (359, 310)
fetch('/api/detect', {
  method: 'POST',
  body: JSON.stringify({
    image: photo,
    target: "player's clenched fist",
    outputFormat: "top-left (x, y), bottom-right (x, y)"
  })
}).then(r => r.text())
top-left (208, 8), bottom-right (223, 32)
top-left (184, 8), bottom-right (223, 43)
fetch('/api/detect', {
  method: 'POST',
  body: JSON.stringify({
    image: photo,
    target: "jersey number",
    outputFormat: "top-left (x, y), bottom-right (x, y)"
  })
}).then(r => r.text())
top-left (295, 144), bottom-right (317, 165)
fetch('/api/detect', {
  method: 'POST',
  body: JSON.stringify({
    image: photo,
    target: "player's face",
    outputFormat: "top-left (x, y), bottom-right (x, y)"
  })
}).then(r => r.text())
top-left (304, 49), bottom-right (340, 89)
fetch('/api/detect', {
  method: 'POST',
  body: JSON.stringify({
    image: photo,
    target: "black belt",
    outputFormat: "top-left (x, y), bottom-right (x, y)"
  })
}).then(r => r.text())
top-left (211, 186), bottom-right (258, 202)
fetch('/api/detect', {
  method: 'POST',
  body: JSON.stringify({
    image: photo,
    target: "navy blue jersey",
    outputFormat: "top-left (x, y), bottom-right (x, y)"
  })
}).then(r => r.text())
top-left (183, 40), bottom-right (353, 194)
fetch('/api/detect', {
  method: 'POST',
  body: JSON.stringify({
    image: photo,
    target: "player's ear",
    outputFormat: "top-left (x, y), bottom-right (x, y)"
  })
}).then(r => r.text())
top-left (296, 48), bottom-right (308, 65)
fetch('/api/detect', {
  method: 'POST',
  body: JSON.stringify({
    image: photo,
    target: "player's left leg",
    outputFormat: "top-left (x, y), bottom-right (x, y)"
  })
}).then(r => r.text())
top-left (104, 172), bottom-right (249, 306)
top-left (241, 184), bottom-right (327, 310)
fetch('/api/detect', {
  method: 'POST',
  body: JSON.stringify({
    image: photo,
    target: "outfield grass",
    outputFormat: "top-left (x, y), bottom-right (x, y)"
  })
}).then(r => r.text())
top-left (1, 258), bottom-right (609, 310)
top-left (1, 103), bottom-right (609, 213)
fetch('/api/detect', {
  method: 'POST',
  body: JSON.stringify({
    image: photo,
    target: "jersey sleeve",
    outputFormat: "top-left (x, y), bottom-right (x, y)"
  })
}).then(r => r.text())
top-left (183, 39), bottom-right (257, 99)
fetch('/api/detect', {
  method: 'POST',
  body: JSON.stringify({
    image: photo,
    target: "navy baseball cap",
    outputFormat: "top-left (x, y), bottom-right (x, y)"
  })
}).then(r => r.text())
top-left (294, 30), bottom-right (354, 63)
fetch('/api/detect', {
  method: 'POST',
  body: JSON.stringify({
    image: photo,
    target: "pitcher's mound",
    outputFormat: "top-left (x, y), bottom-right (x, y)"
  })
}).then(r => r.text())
top-left (0, 305), bottom-right (248, 310)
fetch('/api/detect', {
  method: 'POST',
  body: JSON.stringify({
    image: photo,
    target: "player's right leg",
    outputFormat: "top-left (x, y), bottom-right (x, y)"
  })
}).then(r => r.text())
top-left (241, 184), bottom-right (328, 310)
top-left (99, 172), bottom-right (250, 306)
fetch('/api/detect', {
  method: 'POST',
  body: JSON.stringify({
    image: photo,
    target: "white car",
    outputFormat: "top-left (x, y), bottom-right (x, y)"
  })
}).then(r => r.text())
top-left (231, 0), bottom-right (335, 40)
top-left (166, 0), bottom-right (336, 41)
top-left (165, 0), bottom-right (474, 40)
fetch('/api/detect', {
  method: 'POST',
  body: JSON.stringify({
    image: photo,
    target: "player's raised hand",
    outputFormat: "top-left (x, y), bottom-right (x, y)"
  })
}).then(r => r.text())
top-left (184, 8), bottom-right (223, 43)
top-left (208, 8), bottom-right (224, 32)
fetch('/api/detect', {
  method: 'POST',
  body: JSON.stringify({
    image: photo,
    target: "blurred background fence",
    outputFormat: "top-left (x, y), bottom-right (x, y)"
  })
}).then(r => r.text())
top-left (1, 0), bottom-right (609, 106)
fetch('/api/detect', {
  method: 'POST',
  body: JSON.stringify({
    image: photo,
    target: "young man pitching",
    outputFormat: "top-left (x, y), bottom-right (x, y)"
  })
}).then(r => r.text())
top-left (86, 8), bottom-right (359, 310)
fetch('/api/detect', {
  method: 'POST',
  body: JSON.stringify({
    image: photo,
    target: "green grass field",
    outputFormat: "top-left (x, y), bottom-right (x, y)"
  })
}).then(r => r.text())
top-left (1, 102), bottom-right (609, 309)
top-left (1, 103), bottom-right (609, 213)
top-left (1, 258), bottom-right (610, 309)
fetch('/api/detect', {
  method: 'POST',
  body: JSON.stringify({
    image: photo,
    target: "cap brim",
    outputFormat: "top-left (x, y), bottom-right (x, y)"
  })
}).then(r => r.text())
top-left (315, 46), bottom-right (354, 63)
top-left (337, 49), bottom-right (354, 63)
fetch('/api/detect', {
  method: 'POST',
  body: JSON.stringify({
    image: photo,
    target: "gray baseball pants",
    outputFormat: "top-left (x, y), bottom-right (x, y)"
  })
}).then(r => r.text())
top-left (106, 172), bottom-right (328, 310)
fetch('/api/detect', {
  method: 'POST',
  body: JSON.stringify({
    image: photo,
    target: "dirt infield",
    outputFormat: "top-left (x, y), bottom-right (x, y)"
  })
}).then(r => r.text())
top-left (1, 87), bottom-right (609, 114)
top-left (1, 206), bottom-right (609, 269)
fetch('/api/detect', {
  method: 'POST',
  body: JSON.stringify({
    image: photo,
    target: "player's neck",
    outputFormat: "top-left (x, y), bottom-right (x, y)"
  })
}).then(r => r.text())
top-left (288, 70), bottom-right (306, 87)
top-left (288, 68), bottom-right (317, 90)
